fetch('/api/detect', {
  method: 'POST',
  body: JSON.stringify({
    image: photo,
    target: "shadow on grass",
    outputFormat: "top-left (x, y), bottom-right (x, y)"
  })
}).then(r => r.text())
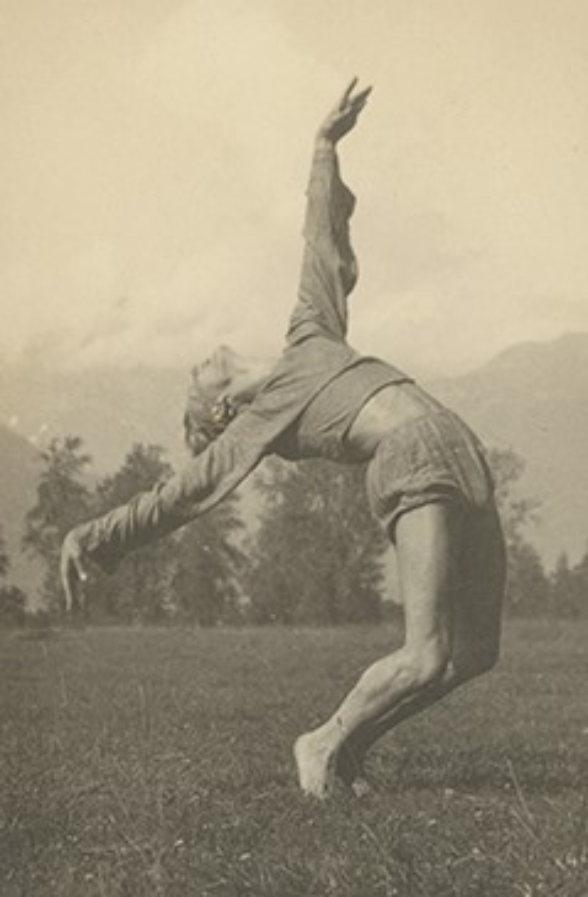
top-left (376, 745), bottom-right (588, 795)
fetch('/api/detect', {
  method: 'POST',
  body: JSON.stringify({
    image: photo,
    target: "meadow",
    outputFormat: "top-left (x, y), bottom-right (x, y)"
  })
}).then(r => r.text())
top-left (1, 620), bottom-right (588, 897)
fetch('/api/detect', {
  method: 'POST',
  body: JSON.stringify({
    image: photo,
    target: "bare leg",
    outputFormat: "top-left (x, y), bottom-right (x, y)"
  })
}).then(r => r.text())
top-left (337, 505), bottom-right (506, 789)
top-left (336, 673), bottom-right (458, 789)
top-left (294, 503), bottom-right (458, 798)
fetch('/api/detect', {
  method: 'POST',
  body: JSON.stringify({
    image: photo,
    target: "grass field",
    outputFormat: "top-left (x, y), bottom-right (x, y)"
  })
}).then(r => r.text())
top-left (1, 620), bottom-right (588, 897)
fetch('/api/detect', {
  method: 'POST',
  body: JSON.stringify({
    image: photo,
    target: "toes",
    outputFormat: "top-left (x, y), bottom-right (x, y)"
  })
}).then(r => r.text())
top-left (293, 734), bottom-right (336, 800)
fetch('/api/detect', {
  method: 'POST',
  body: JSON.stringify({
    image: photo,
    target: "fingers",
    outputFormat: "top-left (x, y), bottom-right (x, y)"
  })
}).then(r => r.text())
top-left (348, 87), bottom-right (373, 122)
top-left (61, 556), bottom-right (77, 613)
top-left (339, 77), bottom-right (359, 108)
top-left (60, 533), bottom-right (88, 612)
top-left (353, 86), bottom-right (373, 108)
top-left (62, 570), bottom-right (76, 614)
top-left (60, 554), bottom-right (77, 613)
top-left (318, 78), bottom-right (373, 143)
top-left (339, 78), bottom-right (373, 112)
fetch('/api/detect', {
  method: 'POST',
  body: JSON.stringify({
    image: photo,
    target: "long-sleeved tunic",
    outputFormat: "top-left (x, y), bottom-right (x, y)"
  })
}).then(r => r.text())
top-left (72, 145), bottom-right (410, 572)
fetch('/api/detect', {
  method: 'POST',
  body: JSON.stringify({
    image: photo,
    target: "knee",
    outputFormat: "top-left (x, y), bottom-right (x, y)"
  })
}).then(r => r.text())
top-left (404, 639), bottom-right (452, 691)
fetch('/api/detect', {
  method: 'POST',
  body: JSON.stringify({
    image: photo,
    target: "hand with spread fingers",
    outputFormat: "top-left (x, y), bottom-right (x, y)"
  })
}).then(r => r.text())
top-left (60, 529), bottom-right (89, 613)
top-left (317, 77), bottom-right (373, 145)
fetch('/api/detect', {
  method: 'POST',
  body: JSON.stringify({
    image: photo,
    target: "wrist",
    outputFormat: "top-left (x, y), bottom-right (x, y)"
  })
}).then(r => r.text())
top-left (314, 136), bottom-right (336, 153)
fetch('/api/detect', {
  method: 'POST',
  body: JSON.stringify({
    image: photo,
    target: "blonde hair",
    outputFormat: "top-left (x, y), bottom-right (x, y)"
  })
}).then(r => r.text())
top-left (183, 390), bottom-right (237, 456)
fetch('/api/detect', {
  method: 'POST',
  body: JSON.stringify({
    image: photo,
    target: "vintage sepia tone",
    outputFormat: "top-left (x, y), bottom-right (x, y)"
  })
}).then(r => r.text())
top-left (1, 2), bottom-right (588, 895)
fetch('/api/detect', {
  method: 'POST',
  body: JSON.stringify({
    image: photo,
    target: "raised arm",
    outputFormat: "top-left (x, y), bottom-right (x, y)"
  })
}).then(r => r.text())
top-left (287, 79), bottom-right (372, 344)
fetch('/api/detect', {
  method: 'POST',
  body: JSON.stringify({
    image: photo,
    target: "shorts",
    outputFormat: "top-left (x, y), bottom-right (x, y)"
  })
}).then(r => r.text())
top-left (366, 410), bottom-right (495, 538)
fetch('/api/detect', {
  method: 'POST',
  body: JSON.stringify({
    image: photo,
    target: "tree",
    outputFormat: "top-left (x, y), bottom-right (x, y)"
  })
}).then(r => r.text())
top-left (23, 437), bottom-right (93, 613)
top-left (92, 443), bottom-right (176, 623)
top-left (172, 496), bottom-right (246, 626)
top-left (0, 526), bottom-right (8, 580)
top-left (247, 458), bottom-right (387, 624)
top-left (550, 551), bottom-right (588, 618)
top-left (487, 447), bottom-right (539, 542)
top-left (0, 526), bottom-right (26, 627)
top-left (507, 539), bottom-right (551, 615)
top-left (569, 550), bottom-right (588, 615)
top-left (487, 447), bottom-right (550, 615)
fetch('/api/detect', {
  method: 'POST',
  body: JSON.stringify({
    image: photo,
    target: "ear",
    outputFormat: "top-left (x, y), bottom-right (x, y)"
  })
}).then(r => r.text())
top-left (211, 395), bottom-right (238, 425)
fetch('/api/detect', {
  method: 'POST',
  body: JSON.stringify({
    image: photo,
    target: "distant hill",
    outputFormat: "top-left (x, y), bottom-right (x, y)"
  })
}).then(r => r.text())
top-left (0, 362), bottom-right (191, 605)
top-left (433, 332), bottom-right (588, 564)
top-left (0, 362), bottom-right (188, 472)
top-left (1, 332), bottom-right (587, 588)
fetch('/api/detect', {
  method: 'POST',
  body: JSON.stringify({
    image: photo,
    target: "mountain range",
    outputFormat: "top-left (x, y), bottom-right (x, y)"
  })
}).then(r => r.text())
top-left (1, 332), bottom-right (587, 601)
top-left (433, 332), bottom-right (588, 564)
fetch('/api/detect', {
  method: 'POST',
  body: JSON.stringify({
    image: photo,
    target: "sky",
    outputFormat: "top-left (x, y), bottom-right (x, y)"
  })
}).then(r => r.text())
top-left (2, 0), bottom-right (587, 377)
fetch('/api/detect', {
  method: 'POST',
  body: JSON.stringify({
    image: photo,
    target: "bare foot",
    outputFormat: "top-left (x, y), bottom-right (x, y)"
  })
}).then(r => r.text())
top-left (293, 732), bottom-right (337, 799)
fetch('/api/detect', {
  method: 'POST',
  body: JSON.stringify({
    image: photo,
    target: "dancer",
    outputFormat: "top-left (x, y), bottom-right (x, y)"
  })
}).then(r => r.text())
top-left (61, 80), bottom-right (506, 799)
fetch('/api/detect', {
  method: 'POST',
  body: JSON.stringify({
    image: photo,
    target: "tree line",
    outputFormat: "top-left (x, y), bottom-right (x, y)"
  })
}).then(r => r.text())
top-left (0, 436), bottom-right (586, 627)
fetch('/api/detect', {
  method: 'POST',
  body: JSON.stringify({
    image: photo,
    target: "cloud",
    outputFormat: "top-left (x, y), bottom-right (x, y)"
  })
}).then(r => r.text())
top-left (132, 0), bottom-right (334, 183)
top-left (2, 0), bottom-right (587, 376)
top-left (65, 211), bottom-right (300, 369)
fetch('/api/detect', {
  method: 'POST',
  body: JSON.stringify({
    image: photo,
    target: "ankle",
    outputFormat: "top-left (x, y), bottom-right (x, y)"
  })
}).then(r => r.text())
top-left (311, 717), bottom-right (346, 753)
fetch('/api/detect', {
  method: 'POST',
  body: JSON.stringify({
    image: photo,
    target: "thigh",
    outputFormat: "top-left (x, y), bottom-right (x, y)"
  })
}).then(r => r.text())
top-left (395, 501), bottom-right (506, 671)
top-left (395, 502), bottom-right (464, 656)
top-left (451, 506), bottom-right (506, 675)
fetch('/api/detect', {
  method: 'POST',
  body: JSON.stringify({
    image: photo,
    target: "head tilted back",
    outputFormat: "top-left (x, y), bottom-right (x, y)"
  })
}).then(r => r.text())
top-left (184, 374), bottom-right (237, 456)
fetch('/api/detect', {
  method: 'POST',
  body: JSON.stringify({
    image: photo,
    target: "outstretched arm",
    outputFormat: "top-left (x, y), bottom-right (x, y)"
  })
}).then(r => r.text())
top-left (287, 79), bottom-right (373, 344)
top-left (60, 420), bottom-right (266, 611)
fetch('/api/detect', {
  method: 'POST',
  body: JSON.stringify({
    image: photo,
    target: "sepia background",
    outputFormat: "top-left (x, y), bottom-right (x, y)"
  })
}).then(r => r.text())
top-left (2, 5), bottom-right (588, 895)
top-left (2, 0), bottom-right (587, 375)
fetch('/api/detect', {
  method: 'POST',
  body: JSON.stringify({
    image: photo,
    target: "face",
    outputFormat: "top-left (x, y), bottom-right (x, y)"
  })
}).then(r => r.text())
top-left (193, 345), bottom-right (235, 396)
